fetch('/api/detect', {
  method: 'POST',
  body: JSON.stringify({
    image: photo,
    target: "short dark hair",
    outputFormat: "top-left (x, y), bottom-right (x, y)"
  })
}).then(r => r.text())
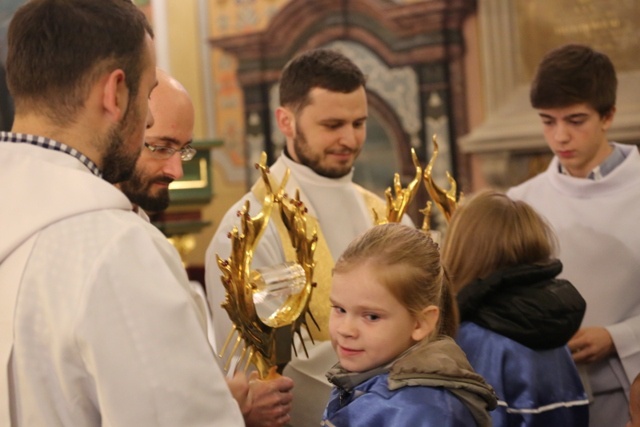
top-left (279, 48), bottom-right (366, 113)
top-left (6, 0), bottom-right (153, 125)
top-left (530, 44), bottom-right (617, 117)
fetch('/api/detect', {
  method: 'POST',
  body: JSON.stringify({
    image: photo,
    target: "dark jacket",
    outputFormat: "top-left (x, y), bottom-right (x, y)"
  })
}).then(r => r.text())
top-left (455, 260), bottom-right (589, 427)
top-left (457, 259), bottom-right (586, 349)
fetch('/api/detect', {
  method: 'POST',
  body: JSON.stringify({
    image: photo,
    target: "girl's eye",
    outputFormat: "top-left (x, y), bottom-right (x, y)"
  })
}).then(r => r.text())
top-left (331, 305), bottom-right (346, 314)
top-left (365, 314), bottom-right (380, 321)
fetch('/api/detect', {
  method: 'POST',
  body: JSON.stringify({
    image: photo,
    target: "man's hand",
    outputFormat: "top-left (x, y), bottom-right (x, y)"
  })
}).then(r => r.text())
top-left (568, 327), bottom-right (616, 364)
top-left (226, 371), bottom-right (251, 415)
top-left (226, 370), bottom-right (294, 427)
top-left (245, 371), bottom-right (294, 427)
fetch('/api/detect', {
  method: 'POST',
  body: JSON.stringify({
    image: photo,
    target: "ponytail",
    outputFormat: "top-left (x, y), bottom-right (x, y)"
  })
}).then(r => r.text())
top-left (438, 267), bottom-right (459, 337)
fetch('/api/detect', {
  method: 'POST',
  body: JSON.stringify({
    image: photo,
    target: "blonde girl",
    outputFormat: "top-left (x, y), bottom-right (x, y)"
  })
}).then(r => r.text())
top-left (321, 223), bottom-right (496, 427)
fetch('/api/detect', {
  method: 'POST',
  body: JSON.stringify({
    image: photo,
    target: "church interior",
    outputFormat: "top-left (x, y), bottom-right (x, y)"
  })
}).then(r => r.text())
top-left (1, 0), bottom-right (638, 277)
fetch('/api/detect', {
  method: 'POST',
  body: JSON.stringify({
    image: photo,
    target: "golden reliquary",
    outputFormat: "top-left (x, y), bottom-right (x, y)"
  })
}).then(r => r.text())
top-left (216, 153), bottom-right (319, 379)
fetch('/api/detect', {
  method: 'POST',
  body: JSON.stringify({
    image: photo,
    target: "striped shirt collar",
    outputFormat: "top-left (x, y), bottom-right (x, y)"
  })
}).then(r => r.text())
top-left (0, 131), bottom-right (102, 178)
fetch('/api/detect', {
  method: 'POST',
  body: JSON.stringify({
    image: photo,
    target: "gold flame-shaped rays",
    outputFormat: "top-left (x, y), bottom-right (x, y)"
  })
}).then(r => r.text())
top-left (423, 134), bottom-right (461, 223)
top-left (276, 188), bottom-right (319, 358)
top-left (373, 148), bottom-right (423, 225)
top-left (374, 136), bottom-right (461, 231)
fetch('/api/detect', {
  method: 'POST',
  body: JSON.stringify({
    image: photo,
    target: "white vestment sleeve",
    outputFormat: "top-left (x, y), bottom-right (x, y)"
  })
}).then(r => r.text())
top-left (607, 315), bottom-right (640, 384)
top-left (78, 225), bottom-right (244, 426)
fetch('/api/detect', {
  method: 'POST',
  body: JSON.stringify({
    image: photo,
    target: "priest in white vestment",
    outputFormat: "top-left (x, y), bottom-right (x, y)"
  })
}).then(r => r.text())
top-left (205, 48), bottom-right (412, 426)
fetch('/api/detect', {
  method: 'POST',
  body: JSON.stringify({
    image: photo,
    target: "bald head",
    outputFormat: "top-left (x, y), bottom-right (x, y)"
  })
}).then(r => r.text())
top-left (119, 68), bottom-right (195, 212)
top-left (150, 69), bottom-right (195, 141)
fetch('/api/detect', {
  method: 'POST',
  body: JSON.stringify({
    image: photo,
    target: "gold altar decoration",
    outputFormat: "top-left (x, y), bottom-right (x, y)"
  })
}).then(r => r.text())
top-left (423, 134), bottom-right (461, 223)
top-left (216, 153), bottom-right (318, 379)
top-left (374, 148), bottom-right (422, 225)
top-left (419, 201), bottom-right (433, 233)
top-left (375, 135), bottom-right (460, 230)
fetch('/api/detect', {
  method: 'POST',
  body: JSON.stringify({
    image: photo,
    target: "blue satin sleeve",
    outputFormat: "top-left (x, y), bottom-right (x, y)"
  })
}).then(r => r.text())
top-left (456, 322), bottom-right (589, 427)
top-left (322, 374), bottom-right (476, 427)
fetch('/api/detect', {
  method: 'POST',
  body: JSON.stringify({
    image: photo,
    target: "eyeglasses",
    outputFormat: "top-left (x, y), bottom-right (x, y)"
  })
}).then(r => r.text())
top-left (144, 142), bottom-right (196, 161)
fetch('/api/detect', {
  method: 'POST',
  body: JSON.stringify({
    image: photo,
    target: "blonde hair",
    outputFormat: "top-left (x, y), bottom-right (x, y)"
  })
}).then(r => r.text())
top-left (333, 223), bottom-right (458, 337)
top-left (441, 190), bottom-right (557, 293)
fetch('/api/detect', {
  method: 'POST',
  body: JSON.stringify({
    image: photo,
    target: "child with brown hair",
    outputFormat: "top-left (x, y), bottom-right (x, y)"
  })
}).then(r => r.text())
top-left (442, 190), bottom-right (589, 426)
top-left (322, 223), bottom-right (497, 426)
top-left (508, 43), bottom-right (640, 427)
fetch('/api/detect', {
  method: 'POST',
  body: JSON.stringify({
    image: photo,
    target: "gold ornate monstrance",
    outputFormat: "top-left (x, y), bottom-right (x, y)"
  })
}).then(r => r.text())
top-left (216, 153), bottom-right (318, 379)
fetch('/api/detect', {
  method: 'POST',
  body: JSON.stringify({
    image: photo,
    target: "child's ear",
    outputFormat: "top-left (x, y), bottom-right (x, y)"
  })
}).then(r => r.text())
top-left (411, 305), bottom-right (440, 341)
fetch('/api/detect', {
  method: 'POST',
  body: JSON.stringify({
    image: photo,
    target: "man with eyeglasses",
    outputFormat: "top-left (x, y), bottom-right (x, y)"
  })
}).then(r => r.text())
top-left (118, 69), bottom-right (196, 214)
top-left (119, 68), bottom-right (295, 427)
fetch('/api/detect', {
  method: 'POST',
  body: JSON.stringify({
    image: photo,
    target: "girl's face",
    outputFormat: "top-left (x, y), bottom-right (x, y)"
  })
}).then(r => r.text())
top-left (329, 262), bottom-right (436, 373)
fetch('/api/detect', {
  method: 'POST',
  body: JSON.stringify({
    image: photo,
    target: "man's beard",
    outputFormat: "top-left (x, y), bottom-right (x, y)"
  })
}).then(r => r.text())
top-left (102, 102), bottom-right (141, 184)
top-left (292, 124), bottom-right (357, 179)
top-left (120, 170), bottom-right (173, 212)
